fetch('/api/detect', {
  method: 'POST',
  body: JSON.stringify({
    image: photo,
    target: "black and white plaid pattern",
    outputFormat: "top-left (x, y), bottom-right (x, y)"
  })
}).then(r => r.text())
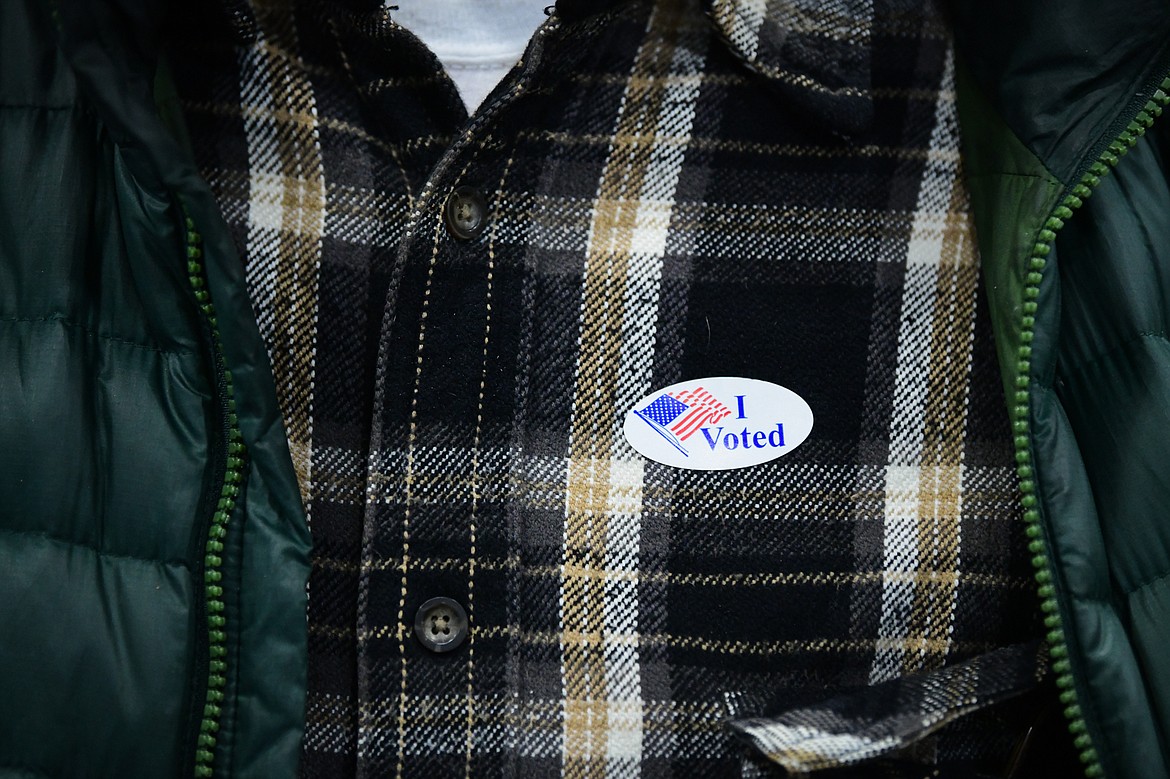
top-left (169, 0), bottom-right (1040, 775)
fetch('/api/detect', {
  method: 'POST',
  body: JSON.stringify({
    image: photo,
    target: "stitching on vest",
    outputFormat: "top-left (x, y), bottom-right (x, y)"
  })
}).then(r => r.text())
top-left (0, 762), bottom-right (56, 779)
top-left (0, 103), bottom-right (74, 110)
top-left (0, 315), bottom-right (196, 356)
top-left (1124, 567), bottom-right (1170, 598)
top-left (0, 527), bottom-right (192, 569)
top-left (1054, 330), bottom-right (1170, 385)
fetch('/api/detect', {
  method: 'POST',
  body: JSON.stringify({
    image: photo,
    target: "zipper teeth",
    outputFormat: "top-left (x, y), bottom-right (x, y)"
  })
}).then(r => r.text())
top-left (184, 213), bottom-right (246, 779)
top-left (1014, 76), bottom-right (1169, 779)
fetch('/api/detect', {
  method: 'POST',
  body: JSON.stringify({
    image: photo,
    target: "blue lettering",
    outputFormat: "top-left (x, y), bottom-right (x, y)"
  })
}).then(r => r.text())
top-left (769, 423), bottom-right (785, 447)
top-left (697, 422), bottom-right (787, 452)
top-left (736, 395), bottom-right (747, 419)
top-left (700, 427), bottom-right (724, 451)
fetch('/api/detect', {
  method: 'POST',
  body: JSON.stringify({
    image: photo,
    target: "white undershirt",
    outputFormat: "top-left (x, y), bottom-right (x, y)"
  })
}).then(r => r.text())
top-left (390, 1), bottom-right (551, 113)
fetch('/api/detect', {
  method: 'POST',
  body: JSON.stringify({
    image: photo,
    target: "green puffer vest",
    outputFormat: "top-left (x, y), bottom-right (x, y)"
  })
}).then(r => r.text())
top-left (0, 1), bottom-right (311, 776)
top-left (951, 0), bottom-right (1170, 776)
top-left (1, 0), bottom-right (1168, 777)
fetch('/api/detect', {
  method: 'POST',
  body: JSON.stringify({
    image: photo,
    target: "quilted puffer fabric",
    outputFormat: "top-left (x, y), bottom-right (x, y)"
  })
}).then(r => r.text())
top-left (0, 3), bottom-right (207, 774)
top-left (0, 0), bottom-right (311, 776)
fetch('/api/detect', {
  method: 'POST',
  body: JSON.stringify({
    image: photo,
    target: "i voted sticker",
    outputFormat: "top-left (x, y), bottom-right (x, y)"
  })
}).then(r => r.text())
top-left (623, 377), bottom-right (813, 470)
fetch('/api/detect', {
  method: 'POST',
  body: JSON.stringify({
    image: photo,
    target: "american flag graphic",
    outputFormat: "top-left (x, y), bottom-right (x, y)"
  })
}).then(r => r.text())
top-left (634, 387), bottom-right (732, 456)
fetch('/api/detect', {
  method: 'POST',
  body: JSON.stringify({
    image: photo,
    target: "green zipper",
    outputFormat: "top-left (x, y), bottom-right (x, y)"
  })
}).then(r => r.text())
top-left (183, 212), bottom-right (246, 779)
top-left (1012, 76), bottom-right (1170, 779)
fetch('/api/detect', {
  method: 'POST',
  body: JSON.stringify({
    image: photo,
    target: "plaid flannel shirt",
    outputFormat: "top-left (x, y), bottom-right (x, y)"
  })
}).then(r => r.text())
top-left (170, 0), bottom-right (1042, 775)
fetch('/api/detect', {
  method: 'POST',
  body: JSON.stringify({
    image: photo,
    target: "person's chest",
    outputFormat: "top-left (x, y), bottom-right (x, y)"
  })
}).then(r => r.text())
top-left (170, 0), bottom-right (1037, 774)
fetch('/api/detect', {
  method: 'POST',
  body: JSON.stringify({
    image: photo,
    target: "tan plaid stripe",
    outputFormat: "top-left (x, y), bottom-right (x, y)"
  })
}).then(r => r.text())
top-left (561, 1), bottom-right (707, 773)
top-left (238, 0), bottom-right (324, 507)
top-left (871, 47), bottom-right (977, 682)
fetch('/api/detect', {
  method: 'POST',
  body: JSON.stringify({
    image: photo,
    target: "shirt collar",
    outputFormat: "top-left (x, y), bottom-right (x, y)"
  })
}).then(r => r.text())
top-left (220, 0), bottom-right (875, 137)
top-left (556, 0), bottom-right (874, 137)
top-left (706, 0), bottom-right (874, 137)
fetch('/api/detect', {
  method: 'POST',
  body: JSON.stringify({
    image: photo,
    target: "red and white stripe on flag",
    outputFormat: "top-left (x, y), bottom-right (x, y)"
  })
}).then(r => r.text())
top-left (668, 387), bottom-right (731, 441)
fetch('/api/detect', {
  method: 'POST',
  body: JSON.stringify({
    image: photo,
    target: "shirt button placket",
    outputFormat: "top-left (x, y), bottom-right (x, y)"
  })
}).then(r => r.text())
top-left (408, 184), bottom-right (487, 664)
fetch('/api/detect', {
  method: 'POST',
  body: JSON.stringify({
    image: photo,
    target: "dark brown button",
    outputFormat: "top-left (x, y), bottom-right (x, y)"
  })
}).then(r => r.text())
top-left (413, 596), bottom-right (468, 653)
top-left (444, 186), bottom-right (489, 241)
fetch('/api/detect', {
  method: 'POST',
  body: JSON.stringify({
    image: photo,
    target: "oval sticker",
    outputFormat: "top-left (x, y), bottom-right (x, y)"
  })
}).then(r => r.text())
top-left (623, 377), bottom-right (813, 470)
